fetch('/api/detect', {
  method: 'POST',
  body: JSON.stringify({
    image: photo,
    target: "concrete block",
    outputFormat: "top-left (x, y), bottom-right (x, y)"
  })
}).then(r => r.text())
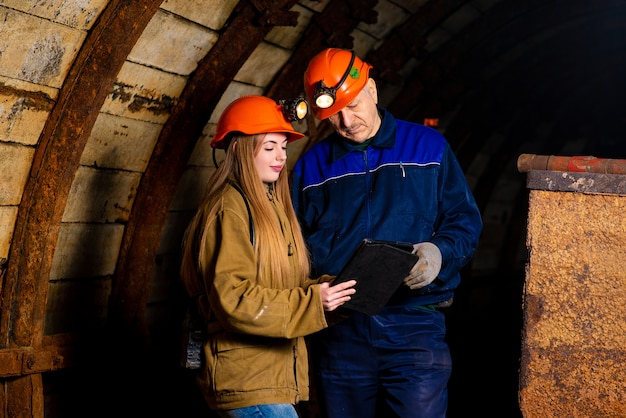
top-left (81, 112), bottom-right (162, 172)
top-left (50, 223), bottom-right (124, 280)
top-left (234, 42), bottom-right (291, 88)
top-left (45, 278), bottom-right (112, 334)
top-left (298, 0), bottom-right (331, 13)
top-left (357, 0), bottom-right (409, 39)
top-left (0, 205), bottom-right (18, 259)
top-left (158, 211), bottom-right (194, 256)
top-left (0, 76), bottom-right (57, 145)
top-left (128, 9), bottom-right (218, 76)
top-left (187, 125), bottom-right (217, 167)
top-left (440, 3), bottom-right (481, 33)
top-left (0, 0), bottom-right (107, 30)
top-left (351, 29), bottom-right (378, 61)
top-left (100, 61), bottom-right (187, 124)
top-left (0, 7), bottom-right (86, 88)
top-left (0, 142), bottom-right (35, 205)
top-left (62, 166), bottom-right (141, 223)
top-left (186, 82), bottom-right (262, 167)
top-left (169, 166), bottom-right (213, 212)
top-left (161, 0), bottom-right (238, 30)
top-left (207, 82), bottom-right (264, 124)
top-left (266, 4), bottom-right (313, 49)
top-left (388, 0), bottom-right (429, 13)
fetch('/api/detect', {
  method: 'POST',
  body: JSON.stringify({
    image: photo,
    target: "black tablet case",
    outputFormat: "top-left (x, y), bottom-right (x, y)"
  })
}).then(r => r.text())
top-left (334, 239), bottom-right (418, 315)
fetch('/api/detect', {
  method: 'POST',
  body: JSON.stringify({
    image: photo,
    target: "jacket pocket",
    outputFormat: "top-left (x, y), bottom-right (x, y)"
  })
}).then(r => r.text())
top-left (209, 334), bottom-right (296, 397)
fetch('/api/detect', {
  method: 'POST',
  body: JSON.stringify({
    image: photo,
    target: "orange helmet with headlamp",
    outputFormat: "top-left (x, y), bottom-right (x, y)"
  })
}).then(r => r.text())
top-left (211, 95), bottom-right (307, 149)
top-left (304, 48), bottom-right (373, 120)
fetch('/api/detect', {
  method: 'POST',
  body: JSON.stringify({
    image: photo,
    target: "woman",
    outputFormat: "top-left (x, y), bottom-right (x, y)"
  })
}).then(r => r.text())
top-left (180, 95), bottom-right (355, 418)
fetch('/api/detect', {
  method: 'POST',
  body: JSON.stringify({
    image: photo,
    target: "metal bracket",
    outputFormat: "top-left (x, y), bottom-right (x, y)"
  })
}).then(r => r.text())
top-left (0, 348), bottom-right (65, 377)
top-left (248, 0), bottom-right (299, 26)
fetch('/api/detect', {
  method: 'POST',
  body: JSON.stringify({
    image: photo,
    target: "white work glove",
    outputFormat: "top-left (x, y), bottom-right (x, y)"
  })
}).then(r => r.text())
top-left (404, 242), bottom-right (442, 290)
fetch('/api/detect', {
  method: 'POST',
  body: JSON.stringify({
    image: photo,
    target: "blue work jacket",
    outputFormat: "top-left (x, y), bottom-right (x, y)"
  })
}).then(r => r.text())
top-left (291, 108), bottom-right (483, 306)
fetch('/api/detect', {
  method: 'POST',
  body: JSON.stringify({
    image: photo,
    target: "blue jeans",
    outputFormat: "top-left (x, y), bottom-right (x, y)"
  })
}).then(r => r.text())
top-left (217, 404), bottom-right (298, 418)
top-left (310, 305), bottom-right (451, 418)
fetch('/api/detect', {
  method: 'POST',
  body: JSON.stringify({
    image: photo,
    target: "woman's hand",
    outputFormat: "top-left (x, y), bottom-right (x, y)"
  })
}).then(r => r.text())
top-left (320, 280), bottom-right (356, 311)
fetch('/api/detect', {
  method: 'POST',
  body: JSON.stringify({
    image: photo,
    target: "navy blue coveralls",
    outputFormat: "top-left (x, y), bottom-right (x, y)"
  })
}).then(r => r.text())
top-left (291, 108), bottom-right (483, 417)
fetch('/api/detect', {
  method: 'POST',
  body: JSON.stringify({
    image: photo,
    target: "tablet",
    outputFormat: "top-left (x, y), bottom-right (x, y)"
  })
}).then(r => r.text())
top-left (334, 239), bottom-right (418, 315)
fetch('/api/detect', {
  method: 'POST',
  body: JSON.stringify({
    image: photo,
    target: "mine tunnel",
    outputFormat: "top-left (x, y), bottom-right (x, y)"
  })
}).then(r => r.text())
top-left (1, 1), bottom-right (625, 417)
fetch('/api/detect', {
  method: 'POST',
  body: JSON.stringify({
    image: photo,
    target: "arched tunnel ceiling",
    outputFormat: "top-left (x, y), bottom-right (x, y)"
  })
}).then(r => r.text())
top-left (1, 0), bottom-right (625, 348)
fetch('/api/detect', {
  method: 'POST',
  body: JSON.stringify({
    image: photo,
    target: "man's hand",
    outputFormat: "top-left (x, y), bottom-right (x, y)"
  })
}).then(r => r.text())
top-left (404, 242), bottom-right (442, 289)
top-left (320, 280), bottom-right (356, 311)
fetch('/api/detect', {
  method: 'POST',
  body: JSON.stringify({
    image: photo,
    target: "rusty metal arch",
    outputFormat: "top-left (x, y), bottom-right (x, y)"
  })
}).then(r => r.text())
top-left (0, 1), bottom-right (161, 415)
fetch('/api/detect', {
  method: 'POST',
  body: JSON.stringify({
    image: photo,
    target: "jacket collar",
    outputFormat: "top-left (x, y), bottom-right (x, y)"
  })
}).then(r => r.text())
top-left (330, 107), bottom-right (397, 161)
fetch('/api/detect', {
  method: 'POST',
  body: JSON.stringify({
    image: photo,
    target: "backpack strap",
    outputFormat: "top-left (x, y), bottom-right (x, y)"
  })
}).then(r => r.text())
top-left (181, 182), bottom-right (256, 368)
top-left (228, 181), bottom-right (255, 245)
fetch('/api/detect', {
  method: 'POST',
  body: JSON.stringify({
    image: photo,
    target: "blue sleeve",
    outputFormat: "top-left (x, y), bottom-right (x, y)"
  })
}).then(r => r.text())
top-left (430, 144), bottom-right (483, 282)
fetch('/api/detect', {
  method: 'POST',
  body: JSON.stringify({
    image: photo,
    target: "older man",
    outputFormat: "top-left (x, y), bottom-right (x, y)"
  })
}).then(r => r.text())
top-left (291, 48), bottom-right (483, 417)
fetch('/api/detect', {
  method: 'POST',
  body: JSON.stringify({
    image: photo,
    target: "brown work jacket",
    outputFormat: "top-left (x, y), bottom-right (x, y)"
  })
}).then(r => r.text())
top-left (195, 184), bottom-right (330, 410)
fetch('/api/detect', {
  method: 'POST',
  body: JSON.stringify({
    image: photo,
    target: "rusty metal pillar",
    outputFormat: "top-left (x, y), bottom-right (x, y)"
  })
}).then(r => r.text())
top-left (0, 2), bottom-right (161, 417)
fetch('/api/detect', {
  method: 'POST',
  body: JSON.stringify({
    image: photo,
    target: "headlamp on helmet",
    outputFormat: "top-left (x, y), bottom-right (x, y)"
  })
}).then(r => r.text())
top-left (304, 48), bottom-right (373, 120)
top-left (312, 51), bottom-right (356, 109)
top-left (279, 97), bottom-right (309, 122)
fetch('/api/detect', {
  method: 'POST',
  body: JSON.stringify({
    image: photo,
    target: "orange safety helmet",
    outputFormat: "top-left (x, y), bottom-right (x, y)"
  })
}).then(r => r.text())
top-left (211, 95), bottom-right (306, 149)
top-left (304, 48), bottom-right (373, 120)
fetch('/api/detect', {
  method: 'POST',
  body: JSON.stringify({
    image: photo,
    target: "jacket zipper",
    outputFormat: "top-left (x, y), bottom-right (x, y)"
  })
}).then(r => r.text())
top-left (363, 150), bottom-right (371, 237)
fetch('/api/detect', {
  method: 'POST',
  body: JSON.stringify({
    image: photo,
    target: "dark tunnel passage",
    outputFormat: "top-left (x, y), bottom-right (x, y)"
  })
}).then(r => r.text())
top-left (4, 1), bottom-right (626, 417)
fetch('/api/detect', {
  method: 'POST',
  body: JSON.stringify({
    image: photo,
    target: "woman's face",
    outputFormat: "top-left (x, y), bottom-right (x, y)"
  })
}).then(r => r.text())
top-left (254, 132), bottom-right (288, 183)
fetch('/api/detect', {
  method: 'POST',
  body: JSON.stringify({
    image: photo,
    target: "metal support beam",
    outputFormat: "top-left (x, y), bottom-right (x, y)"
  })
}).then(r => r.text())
top-left (518, 154), bottom-right (626, 174)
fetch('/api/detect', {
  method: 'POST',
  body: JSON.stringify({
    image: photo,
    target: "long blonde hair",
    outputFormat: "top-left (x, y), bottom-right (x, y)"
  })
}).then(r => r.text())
top-left (180, 134), bottom-right (310, 297)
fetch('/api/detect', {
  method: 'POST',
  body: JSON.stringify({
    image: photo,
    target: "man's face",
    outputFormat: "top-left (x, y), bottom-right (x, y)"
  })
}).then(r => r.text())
top-left (327, 78), bottom-right (381, 143)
